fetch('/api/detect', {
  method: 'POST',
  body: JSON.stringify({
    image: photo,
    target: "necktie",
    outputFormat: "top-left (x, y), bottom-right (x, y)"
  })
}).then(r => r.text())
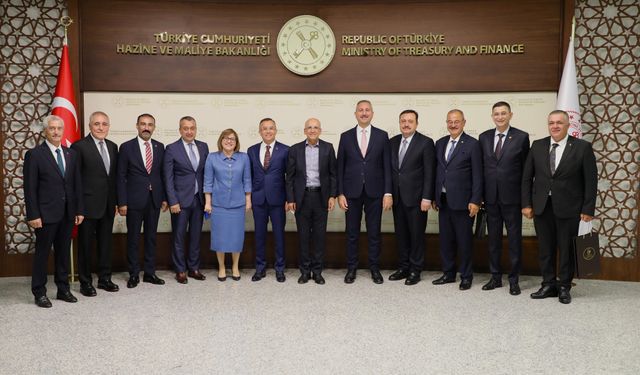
top-left (550, 143), bottom-right (559, 175)
top-left (55, 148), bottom-right (65, 175)
top-left (446, 140), bottom-right (457, 163)
top-left (99, 141), bottom-right (110, 174)
top-left (360, 129), bottom-right (367, 157)
top-left (495, 133), bottom-right (505, 158)
top-left (263, 145), bottom-right (271, 170)
top-left (144, 141), bottom-right (152, 174)
top-left (188, 143), bottom-right (199, 194)
top-left (398, 139), bottom-right (408, 167)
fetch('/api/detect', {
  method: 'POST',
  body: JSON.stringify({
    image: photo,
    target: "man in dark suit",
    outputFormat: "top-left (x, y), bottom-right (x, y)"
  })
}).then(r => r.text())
top-left (388, 109), bottom-right (435, 286)
top-left (117, 113), bottom-right (168, 288)
top-left (163, 116), bottom-right (209, 284)
top-left (478, 102), bottom-right (530, 295)
top-left (433, 109), bottom-right (483, 290)
top-left (71, 111), bottom-right (119, 297)
top-left (337, 100), bottom-right (393, 284)
top-left (286, 118), bottom-right (337, 285)
top-left (24, 115), bottom-right (84, 308)
top-left (522, 110), bottom-right (597, 304)
top-left (248, 118), bottom-right (289, 282)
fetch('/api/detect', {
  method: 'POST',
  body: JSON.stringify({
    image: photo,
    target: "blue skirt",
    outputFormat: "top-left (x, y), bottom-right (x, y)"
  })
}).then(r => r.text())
top-left (210, 206), bottom-right (245, 253)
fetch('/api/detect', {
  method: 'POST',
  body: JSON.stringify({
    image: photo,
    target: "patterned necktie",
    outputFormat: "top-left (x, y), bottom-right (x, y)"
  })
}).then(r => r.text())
top-left (398, 139), bottom-right (408, 167)
top-left (263, 145), bottom-right (271, 170)
top-left (446, 140), bottom-right (457, 163)
top-left (495, 133), bottom-right (505, 158)
top-left (360, 129), bottom-right (367, 157)
top-left (550, 143), bottom-right (559, 175)
top-left (55, 148), bottom-right (65, 175)
top-left (144, 141), bottom-right (152, 174)
top-left (99, 141), bottom-right (110, 174)
top-left (188, 143), bottom-right (198, 194)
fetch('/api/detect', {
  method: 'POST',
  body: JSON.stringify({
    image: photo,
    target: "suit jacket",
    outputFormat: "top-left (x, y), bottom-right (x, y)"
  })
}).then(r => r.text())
top-left (286, 139), bottom-right (337, 208)
top-left (390, 132), bottom-right (436, 207)
top-left (337, 125), bottom-right (392, 199)
top-left (71, 135), bottom-right (118, 219)
top-left (521, 136), bottom-right (597, 218)
top-left (117, 137), bottom-right (166, 210)
top-left (24, 142), bottom-right (84, 223)
top-left (247, 141), bottom-right (289, 206)
top-left (163, 139), bottom-right (209, 208)
top-left (479, 126), bottom-right (530, 205)
top-left (434, 132), bottom-right (483, 210)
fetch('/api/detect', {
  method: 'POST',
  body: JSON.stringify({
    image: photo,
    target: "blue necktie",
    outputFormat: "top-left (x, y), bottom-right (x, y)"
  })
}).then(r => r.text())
top-left (188, 143), bottom-right (199, 194)
top-left (55, 148), bottom-right (65, 175)
top-left (446, 140), bottom-right (457, 163)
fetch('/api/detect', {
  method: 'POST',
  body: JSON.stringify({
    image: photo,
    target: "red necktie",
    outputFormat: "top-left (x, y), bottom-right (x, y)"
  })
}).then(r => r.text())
top-left (145, 141), bottom-right (152, 174)
top-left (263, 145), bottom-right (271, 170)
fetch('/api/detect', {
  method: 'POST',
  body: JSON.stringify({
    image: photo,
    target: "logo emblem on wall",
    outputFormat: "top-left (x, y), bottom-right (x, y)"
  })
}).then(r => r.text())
top-left (277, 15), bottom-right (336, 76)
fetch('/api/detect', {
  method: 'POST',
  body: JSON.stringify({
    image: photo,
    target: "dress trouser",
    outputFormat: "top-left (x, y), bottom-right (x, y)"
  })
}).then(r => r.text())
top-left (126, 192), bottom-right (161, 276)
top-left (438, 193), bottom-right (474, 281)
top-left (77, 210), bottom-right (115, 286)
top-left (32, 218), bottom-right (73, 297)
top-left (392, 199), bottom-right (428, 273)
top-left (345, 192), bottom-right (382, 271)
top-left (170, 195), bottom-right (204, 273)
top-left (295, 190), bottom-right (327, 274)
top-left (485, 202), bottom-right (522, 283)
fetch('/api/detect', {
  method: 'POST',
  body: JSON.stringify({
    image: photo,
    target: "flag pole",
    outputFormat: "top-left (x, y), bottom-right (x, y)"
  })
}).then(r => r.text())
top-left (59, 15), bottom-right (77, 283)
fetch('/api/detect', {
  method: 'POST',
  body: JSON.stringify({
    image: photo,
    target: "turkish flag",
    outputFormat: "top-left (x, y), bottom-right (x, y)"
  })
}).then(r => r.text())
top-left (51, 42), bottom-right (80, 238)
top-left (51, 43), bottom-right (80, 147)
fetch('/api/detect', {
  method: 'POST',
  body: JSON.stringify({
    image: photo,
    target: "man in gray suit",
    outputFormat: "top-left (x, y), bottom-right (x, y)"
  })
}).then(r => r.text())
top-left (522, 110), bottom-right (597, 304)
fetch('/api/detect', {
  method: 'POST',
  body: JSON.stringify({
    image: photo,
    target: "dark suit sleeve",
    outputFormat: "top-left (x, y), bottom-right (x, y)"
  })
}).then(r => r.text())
top-left (521, 146), bottom-right (535, 208)
top-left (73, 152), bottom-right (85, 215)
top-left (336, 135), bottom-right (346, 196)
top-left (422, 137), bottom-right (436, 201)
top-left (163, 145), bottom-right (178, 206)
top-left (116, 143), bottom-right (128, 206)
top-left (328, 143), bottom-right (337, 197)
top-left (23, 149), bottom-right (40, 220)
top-left (470, 140), bottom-right (483, 205)
top-left (581, 142), bottom-right (598, 216)
top-left (382, 134), bottom-right (392, 195)
top-left (285, 145), bottom-right (296, 203)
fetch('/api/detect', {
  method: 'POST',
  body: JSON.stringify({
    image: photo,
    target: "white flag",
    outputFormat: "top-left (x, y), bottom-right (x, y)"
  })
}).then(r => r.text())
top-left (556, 36), bottom-right (582, 138)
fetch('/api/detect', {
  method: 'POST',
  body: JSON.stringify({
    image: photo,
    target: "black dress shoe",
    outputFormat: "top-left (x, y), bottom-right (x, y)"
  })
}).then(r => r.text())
top-left (127, 275), bottom-right (140, 289)
top-left (35, 295), bottom-right (52, 308)
top-left (312, 273), bottom-right (325, 285)
top-left (80, 284), bottom-right (97, 297)
top-left (371, 269), bottom-right (383, 284)
top-left (188, 270), bottom-right (206, 280)
top-left (530, 285), bottom-right (559, 299)
top-left (388, 269), bottom-right (409, 281)
top-left (176, 272), bottom-right (188, 284)
top-left (344, 269), bottom-right (356, 284)
top-left (97, 279), bottom-right (119, 292)
top-left (459, 279), bottom-right (472, 290)
top-left (432, 274), bottom-right (456, 285)
top-left (482, 278), bottom-right (503, 291)
top-left (276, 271), bottom-right (286, 283)
top-left (405, 272), bottom-right (421, 286)
top-left (509, 283), bottom-right (521, 296)
top-left (56, 290), bottom-right (78, 303)
top-left (251, 270), bottom-right (266, 282)
top-left (559, 286), bottom-right (572, 304)
top-left (143, 273), bottom-right (165, 285)
top-left (298, 273), bottom-right (310, 284)
top-left (217, 275), bottom-right (227, 282)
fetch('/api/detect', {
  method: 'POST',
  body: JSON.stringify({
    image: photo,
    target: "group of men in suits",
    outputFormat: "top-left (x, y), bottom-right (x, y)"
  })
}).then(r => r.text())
top-left (24, 100), bottom-right (597, 307)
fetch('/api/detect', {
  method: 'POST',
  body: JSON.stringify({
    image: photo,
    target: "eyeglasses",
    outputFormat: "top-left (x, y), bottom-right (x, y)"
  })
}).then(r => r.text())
top-left (223, 137), bottom-right (237, 142)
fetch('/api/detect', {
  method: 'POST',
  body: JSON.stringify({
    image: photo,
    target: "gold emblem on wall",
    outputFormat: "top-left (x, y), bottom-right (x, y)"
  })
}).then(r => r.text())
top-left (277, 15), bottom-right (336, 76)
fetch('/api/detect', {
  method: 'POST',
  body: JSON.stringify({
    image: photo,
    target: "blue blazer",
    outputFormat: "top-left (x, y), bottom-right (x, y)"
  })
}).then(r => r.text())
top-left (434, 132), bottom-right (483, 210)
top-left (24, 142), bottom-right (84, 223)
top-left (163, 139), bottom-right (209, 208)
top-left (479, 126), bottom-right (530, 206)
top-left (247, 141), bottom-right (289, 206)
top-left (203, 151), bottom-right (251, 208)
top-left (337, 125), bottom-right (392, 199)
top-left (117, 137), bottom-right (166, 210)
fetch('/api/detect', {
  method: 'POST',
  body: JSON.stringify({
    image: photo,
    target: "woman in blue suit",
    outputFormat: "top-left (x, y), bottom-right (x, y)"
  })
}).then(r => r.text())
top-left (204, 129), bottom-right (252, 281)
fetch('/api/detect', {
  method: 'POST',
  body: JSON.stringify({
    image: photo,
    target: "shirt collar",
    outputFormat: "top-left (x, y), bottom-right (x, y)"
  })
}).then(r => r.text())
top-left (551, 134), bottom-right (569, 147)
top-left (45, 139), bottom-right (62, 153)
top-left (494, 126), bottom-right (510, 137)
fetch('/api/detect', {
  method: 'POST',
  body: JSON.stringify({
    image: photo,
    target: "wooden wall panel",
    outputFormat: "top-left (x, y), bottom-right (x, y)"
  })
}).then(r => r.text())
top-left (80, 0), bottom-right (563, 93)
